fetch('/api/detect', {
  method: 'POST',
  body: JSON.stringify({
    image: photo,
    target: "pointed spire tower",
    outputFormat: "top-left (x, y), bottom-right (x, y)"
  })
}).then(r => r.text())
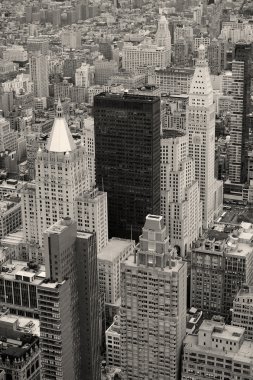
top-left (46, 100), bottom-right (76, 153)
top-left (33, 99), bottom-right (90, 247)
top-left (187, 44), bottom-right (223, 228)
top-left (155, 14), bottom-right (171, 51)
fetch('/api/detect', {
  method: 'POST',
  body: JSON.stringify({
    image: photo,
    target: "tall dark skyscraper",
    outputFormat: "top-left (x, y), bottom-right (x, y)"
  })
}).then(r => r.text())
top-left (234, 42), bottom-right (253, 183)
top-left (94, 92), bottom-right (160, 240)
top-left (38, 218), bottom-right (100, 380)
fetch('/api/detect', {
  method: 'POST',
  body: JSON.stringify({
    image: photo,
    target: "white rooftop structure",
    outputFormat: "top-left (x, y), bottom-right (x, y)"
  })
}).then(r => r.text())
top-left (46, 100), bottom-right (76, 153)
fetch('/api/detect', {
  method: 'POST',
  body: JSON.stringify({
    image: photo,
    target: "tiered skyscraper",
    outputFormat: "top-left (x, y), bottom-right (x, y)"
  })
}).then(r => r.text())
top-left (29, 53), bottom-right (49, 98)
top-left (155, 14), bottom-right (171, 61)
top-left (121, 215), bottom-right (187, 379)
top-left (22, 100), bottom-right (108, 260)
top-left (161, 130), bottom-right (202, 256)
top-left (187, 45), bottom-right (223, 228)
top-left (94, 93), bottom-right (160, 241)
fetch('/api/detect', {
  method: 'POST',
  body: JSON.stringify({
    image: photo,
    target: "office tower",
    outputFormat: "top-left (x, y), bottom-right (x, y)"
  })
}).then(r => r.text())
top-left (228, 60), bottom-right (245, 183)
top-left (234, 42), bottom-right (253, 183)
top-left (207, 38), bottom-right (222, 75)
top-left (94, 93), bottom-right (160, 240)
top-left (174, 37), bottom-right (189, 67)
top-left (38, 218), bottom-right (100, 380)
top-left (0, 117), bottom-right (17, 152)
top-left (182, 319), bottom-right (253, 380)
top-left (155, 67), bottom-right (194, 95)
top-left (194, 35), bottom-right (210, 51)
top-left (21, 100), bottom-right (90, 249)
top-left (190, 231), bottom-right (253, 319)
top-left (94, 59), bottom-right (118, 85)
top-left (161, 130), bottom-right (202, 256)
top-left (121, 215), bottom-right (187, 379)
top-left (174, 26), bottom-right (194, 44)
top-left (75, 62), bottom-right (94, 87)
top-left (27, 37), bottom-right (49, 55)
top-left (0, 314), bottom-right (41, 378)
top-left (155, 15), bottom-right (171, 54)
top-left (63, 51), bottom-right (82, 83)
top-left (75, 187), bottom-right (108, 253)
top-left (232, 284), bottom-right (253, 340)
top-left (98, 238), bottom-right (134, 322)
top-left (83, 117), bottom-right (95, 186)
top-left (187, 45), bottom-right (223, 228)
top-left (122, 38), bottom-right (170, 72)
top-left (29, 54), bottom-right (49, 98)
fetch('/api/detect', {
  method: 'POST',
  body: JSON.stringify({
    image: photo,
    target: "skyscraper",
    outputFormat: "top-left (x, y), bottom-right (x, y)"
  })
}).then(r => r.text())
top-left (161, 130), bottom-right (202, 256)
top-left (155, 15), bottom-right (171, 60)
top-left (39, 217), bottom-right (100, 380)
top-left (187, 45), bottom-right (223, 228)
top-left (29, 53), bottom-right (49, 98)
top-left (21, 100), bottom-right (90, 250)
top-left (234, 42), bottom-right (253, 183)
top-left (94, 92), bottom-right (160, 240)
top-left (121, 215), bottom-right (187, 379)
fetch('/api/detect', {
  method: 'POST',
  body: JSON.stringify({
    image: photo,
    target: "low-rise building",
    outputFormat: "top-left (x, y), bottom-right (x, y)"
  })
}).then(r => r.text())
top-left (182, 319), bottom-right (253, 380)
top-left (0, 201), bottom-right (22, 239)
top-left (106, 314), bottom-right (121, 368)
top-left (232, 284), bottom-right (253, 341)
top-left (0, 313), bottom-right (41, 379)
top-left (191, 224), bottom-right (253, 318)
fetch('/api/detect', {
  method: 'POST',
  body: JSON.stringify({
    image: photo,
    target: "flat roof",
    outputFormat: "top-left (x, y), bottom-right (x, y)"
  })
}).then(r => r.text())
top-left (0, 260), bottom-right (45, 285)
top-left (0, 314), bottom-right (40, 336)
top-left (98, 238), bottom-right (133, 262)
top-left (123, 253), bottom-right (185, 273)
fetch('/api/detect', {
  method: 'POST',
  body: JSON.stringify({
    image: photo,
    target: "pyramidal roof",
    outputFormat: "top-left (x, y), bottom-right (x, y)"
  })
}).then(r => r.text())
top-left (189, 44), bottom-right (213, 97)
top-left (46, 100), bottom-right (76, 153)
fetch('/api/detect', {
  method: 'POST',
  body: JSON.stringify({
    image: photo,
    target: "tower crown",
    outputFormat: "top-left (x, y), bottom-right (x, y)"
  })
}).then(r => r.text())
top-left (46, 100), bottom-right (76, 153)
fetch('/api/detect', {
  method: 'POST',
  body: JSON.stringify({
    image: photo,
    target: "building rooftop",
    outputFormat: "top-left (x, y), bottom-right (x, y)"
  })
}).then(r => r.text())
top-left (0, 314), bottom-right (40, 337)
top-left (123, 253), bottom-right (185, 273)
top-left (98, 238), bottom-right (133, 262)
top-left (162, 129), bottom-right (186, 139)
top-left (0, 260), bottom-right (45, 285)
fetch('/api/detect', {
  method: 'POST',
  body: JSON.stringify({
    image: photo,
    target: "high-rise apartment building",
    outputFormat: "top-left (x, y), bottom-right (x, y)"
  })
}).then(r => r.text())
top-left (121, 215), bottom-right (187, 379)
top-left (161, 130), bottom-right (202, 256)
top-left (182, 319), bottom-right (253, 380)
top-left (29, 54), bottom-right (49, 98)
top-left (94, 92), bottom-right (160, 240)
top-left (232, 284), bottom-right (253, 340)
top-left (191, 229), bottom-right (253, 318)
top-left (38, 218), bottom-right (100, 380)
top-left (187, 45), bottom-right (223, 228)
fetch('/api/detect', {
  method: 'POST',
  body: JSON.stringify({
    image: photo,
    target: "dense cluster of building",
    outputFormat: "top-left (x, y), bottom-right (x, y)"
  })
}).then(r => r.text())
top-left (0, 0), bottom-right (252, 379)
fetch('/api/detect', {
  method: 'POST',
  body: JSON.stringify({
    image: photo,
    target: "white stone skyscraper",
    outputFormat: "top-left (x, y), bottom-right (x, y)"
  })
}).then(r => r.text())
top-left (121, 215), bottom-right (187, 379)
top-left (22, 101), bottom-right (108, 261)
top-left (161, 130), bottom-right (202, 256)
top-left (29, 53), bottom-right (49, 98)
top-left (155, 15), bottom-right (171, 52)
top-left (187, 45), bottom-right (223, 228)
